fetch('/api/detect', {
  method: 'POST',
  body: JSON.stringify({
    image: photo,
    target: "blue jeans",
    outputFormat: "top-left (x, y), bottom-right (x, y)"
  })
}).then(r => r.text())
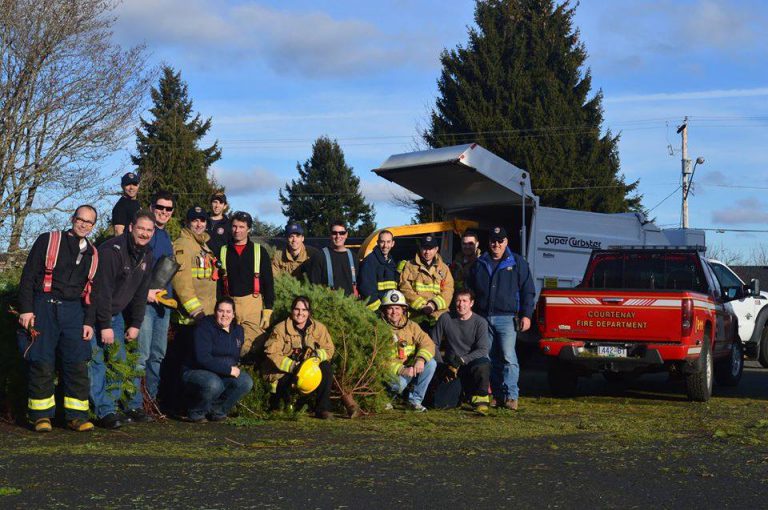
top-left (182, 369), bottom-right (254, 420)
top-left (129, 304), bottom-right (170, 408)
top-left (90, 314), bottom-right (127, 419)
top-left (387, 358), bottom-right (437, 405)
top-left (488, 315), bottom-right (519, 401)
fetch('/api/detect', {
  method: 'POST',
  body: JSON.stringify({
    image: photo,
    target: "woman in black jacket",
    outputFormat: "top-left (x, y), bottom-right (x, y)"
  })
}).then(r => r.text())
top-left (182, 297), bottom-right (253, 422)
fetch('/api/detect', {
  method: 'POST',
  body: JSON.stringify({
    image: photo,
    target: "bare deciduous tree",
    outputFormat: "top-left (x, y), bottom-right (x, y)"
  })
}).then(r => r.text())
top-left (706, 241), bottom-right (746, 266)
top-left (0, 0), bottom-right (153, 252)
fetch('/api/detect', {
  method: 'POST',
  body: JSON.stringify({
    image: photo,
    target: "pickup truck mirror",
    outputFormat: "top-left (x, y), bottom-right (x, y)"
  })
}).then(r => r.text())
top-left (750, 278), bottom-right (760, 297)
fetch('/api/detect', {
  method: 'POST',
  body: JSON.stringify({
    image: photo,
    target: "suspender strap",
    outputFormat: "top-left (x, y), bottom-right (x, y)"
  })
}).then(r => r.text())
top-left (82, 245), bottom-right (98, 305)
top-left (253, 243), bottom-right (261, 296)
top-left (322, 248), bottom-right (334, 288)
top-left (42, 231), bottom-right (62, 293)
top-left (347, 250), bottom-right (356, 286)
top-left (219, 245), bottom-right (230, 296)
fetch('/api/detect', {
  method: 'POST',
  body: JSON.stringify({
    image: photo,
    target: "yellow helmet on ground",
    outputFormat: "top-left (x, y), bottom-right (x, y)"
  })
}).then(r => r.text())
top-left (294, 357), bottom-right (322, 395)
top-left (380, 290), bottom-right (407, 308)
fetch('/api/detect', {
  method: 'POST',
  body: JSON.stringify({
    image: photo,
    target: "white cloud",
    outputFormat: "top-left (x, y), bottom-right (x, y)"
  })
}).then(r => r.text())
top-left (211, 166), bottom-right (282, 197)
top-left (606, 87), bottom-right (768, 104)
top-left (114, 1), bottom-right (438, 78)
top-left (711, 198), bottom-right (768, 225)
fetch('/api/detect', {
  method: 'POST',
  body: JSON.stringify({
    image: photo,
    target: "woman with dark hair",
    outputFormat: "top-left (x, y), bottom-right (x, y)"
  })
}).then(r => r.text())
top-left (182, 297), bottom-right (253, 422)
top-left (263, 296), bottom-right (335, 419)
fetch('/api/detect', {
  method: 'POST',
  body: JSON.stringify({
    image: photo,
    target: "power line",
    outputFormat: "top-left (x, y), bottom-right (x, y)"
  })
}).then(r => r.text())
top-left (646, 185), bottom-right (682, 213)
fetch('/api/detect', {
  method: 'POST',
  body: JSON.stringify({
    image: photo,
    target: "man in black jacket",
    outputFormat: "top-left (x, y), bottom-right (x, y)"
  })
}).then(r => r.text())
top-left (307, 220), bottom-right (359, 297)
top-left (89, 210), bottom-right (154, 429)
top-left (17, 205), bottom-right (99, 432)
top-left (358, 229), bottom-right (398, 310)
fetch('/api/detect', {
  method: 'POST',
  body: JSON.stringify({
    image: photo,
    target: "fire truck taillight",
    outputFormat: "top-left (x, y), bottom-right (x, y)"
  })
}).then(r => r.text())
top-left (681, 298), bottom-right (693, 337)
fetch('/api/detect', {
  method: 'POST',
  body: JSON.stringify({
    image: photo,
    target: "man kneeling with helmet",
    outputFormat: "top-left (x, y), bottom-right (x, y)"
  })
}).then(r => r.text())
top-left (262, 296), bottom-right (335, 419)
top-left (380, 290), bottom-right (436, 412)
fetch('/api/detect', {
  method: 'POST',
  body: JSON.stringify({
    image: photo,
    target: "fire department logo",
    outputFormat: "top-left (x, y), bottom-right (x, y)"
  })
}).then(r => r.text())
top-left (217, 227), bottom-right (224, 235)
top-left (194, 206), bottom-right (202, 213)
top-left (127, 172), bottom-right (135, 179)
top-left (141, 262), bottom-right (146, 271)
top-left (426, 236), bottom-right (433, 243)
top-left (493, 227), bottom-right (500, 234)
top-left (390, 293), bottom-right (400, 303)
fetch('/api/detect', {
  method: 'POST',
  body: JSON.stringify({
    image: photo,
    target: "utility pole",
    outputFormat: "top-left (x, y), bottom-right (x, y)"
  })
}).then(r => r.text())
top-left (677, 117), bottom-right (691, 228)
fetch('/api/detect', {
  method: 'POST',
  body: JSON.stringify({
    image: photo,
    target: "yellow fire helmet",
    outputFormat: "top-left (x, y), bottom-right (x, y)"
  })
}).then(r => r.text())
top-left (294, 357), bottom-right (322, 395)
top-left (380, 289), bottom-right (407, 308)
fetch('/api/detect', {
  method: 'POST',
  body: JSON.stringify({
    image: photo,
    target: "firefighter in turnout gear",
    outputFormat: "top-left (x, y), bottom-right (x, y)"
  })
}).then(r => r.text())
top-left (219, 211), bottom-right (275, 357)
top-left (450, 230), bottom-right (481, 290)
top-left (271, 223), bottom-right (317, 278)
top-left (263, 296), bottom-right (335, 419)
top-left (17, 205), bottom-right (99, 432)
top-left (399, 235), bottom-right (454, 327)
top-left (380, 290), bottom-right (436, 412)
top-left (358, 229), bottom-right (399, 311)
top-left (161, 206), bottom-right (218, 416)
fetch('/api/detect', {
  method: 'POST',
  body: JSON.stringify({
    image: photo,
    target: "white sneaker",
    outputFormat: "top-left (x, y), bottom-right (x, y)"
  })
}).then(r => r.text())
top-left (384, 402), bottom-right (394, 411)
top-left (408, 402), bottom-right (427, 413)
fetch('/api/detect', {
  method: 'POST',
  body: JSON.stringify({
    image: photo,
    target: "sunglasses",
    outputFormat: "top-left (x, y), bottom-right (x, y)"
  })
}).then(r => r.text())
top-left (331, 230), bottom-right (347, 236)
top-left (153, 204), bottom-right (174, 212)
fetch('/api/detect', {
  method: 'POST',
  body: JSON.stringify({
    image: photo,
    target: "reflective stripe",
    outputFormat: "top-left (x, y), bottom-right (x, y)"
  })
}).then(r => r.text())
top-left (416, 348), bottom-right (434, 362)
top-left (411, 297), bottom-right (427, 310)
top-left (280, 358), bottom-right (294, 373)
top-left (190, 267), bottom-right (213, 278)
top-left (432, 295), bottom-right (447, 310)
top-left (367, 299), bottom-right (381, 311)
top-left (28, 396), bottom-right (55, 411)
top-left (471, 395), bottom-right (490, 405)
top-left (403, 345), bottom-right (416, 357)
top-left (413, 282), bottom-right (440, 293)
top-left (316, 349), bottom-right (328, 362)
top-left (270, 380), bottom-right (278, 393)
top-left (64, 396), bottom-right (89, 411)
top-left (377, 281), bottom-right (397, 291)
top-left (219, 246), bottom-right (228, 271)
top-left (183, 297), bottom-right (202, 313)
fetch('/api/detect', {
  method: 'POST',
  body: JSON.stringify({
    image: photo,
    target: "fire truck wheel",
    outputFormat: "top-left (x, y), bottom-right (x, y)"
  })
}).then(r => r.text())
top-left (714, 339), bottom-right (744, 387)
top-left (548, 360), bottom-right (578, 397)
top-left (758, 327), bottom-right (768, 368)
top-left (685, 338), bottom-right (713, 402)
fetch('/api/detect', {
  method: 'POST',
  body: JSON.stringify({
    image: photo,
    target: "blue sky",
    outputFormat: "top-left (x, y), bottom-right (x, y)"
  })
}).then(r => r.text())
top-left (109, 0), bottom-right (767, 258)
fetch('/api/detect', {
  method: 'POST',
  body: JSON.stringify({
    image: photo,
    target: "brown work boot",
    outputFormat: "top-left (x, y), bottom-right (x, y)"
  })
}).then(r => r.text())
top-left (33, 418), bottom-right (52, 433)
top-left (504, 399), bottom-right (519, 411)
top-left (67, 419), bottom-right (95, 432)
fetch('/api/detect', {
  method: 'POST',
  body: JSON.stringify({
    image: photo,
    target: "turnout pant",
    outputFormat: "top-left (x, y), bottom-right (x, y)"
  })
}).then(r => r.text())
top-left (232, 294), bottom-right (266, 357)
top-left (431, 357), bottom-right (491, 409)
top-left (270, 361), bottom-right (333, 413)
top-left (20, 294), bottom-right (91, 422)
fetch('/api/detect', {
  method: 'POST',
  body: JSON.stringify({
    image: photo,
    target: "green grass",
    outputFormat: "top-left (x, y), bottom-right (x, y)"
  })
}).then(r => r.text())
top-left (0, 487), bottom-right (22, 496)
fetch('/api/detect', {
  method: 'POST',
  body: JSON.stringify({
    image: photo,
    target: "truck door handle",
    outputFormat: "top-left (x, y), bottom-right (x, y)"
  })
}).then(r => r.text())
top-left (601, 297), bottom-right (624, 304)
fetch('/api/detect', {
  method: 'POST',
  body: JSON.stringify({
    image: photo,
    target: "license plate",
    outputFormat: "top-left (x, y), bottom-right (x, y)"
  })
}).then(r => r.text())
top-left (597, 345), bottom-right (627, 358)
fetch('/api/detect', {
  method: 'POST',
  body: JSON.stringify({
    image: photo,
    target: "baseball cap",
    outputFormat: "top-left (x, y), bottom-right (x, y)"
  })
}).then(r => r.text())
top-left (489, 226), bottom-right (508, 241)
top-left (121, 172), bottom-right (140, 186)
top-left (285, 223), bottom-right (304, 236)
top-left (420, 235), bottom-right (439, 248)
top-left (186, 205), bottom-right (209, 222)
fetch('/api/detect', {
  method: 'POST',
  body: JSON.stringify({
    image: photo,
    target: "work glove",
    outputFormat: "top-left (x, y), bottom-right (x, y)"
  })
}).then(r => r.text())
top-left (444, 364), bottom-right (459, 382)
top-left (445, 353), bottom-right (463, 369)
top-left (259, 309), bottom-right (273, 330)
top-left (191, 311), bottom-right (205, 325)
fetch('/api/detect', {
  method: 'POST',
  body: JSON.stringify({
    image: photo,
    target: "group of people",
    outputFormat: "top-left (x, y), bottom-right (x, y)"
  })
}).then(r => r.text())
top-left (16, 171), bottom-right (536, 433)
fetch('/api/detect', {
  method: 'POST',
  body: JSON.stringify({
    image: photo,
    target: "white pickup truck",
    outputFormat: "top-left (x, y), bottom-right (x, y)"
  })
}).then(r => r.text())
top-left (708, 259), bottom-right (768, 367)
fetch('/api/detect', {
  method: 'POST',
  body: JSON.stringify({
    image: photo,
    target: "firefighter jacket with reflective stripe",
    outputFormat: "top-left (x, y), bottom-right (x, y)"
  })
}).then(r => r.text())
top-left (466, 248), bottom-right (536, 319)
top-left (450, 249), bottom-right (480, 290)
top-left (172, 228), bottom-right (217, 324)
top-left (18, 230), bottom-right (98, 325)
top-left (385, 317), bottom-right (435, 379)
top-left (262, 318), bottom-right (335, 384)
top-left (399, 253), bottom-right (454, 320)
top-left (271, 244), bottom-right (317, 278)
top-left (358, 246), bottom-right (399, 311)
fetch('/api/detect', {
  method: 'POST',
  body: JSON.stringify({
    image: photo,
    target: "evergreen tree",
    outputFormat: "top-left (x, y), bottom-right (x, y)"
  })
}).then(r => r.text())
top-left (132, 66), bottom-right (222, 214)
top-left (424, 0), bottom-right (641, 213)
top-left (279, 136), bottom-right (376, 237)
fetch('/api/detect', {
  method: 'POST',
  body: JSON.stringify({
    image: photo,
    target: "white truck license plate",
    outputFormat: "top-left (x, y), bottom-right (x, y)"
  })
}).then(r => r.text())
top-left (597, 346), bottom-right (627, 357)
